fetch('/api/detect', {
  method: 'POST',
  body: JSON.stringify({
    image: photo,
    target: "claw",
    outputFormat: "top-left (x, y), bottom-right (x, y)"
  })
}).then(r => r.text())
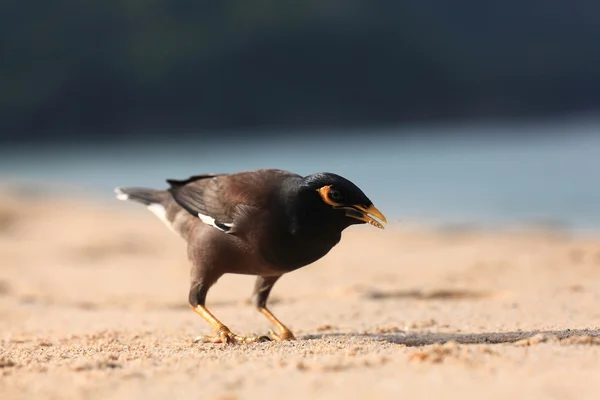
top-left (268, 328), bottom-right (297, 341)
top-left (195, 328), bottom-right (271, 345)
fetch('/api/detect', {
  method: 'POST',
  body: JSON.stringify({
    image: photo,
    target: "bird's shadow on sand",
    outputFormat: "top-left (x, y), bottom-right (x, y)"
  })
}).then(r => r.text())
top-left (302, 328), bottom-right (600, 347)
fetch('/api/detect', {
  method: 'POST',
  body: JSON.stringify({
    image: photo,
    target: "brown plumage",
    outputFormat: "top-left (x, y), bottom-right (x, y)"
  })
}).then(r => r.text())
top-left (115, 168), bottom-right (386, 344)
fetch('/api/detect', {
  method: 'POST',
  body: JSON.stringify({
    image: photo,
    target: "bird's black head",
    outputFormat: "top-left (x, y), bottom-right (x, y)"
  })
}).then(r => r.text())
top-left (298, 172), bottom-right (387, 230)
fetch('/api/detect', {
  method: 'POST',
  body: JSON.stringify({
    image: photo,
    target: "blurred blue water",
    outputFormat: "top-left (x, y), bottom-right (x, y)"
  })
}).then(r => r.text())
top-left (1, 119), bottom-right (599, 232)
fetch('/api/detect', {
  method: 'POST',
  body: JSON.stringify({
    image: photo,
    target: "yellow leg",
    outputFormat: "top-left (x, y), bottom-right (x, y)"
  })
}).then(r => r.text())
top-left (192, 305), bottom-right (270, 344)
top-left (259, 307), bottom-right (296, 341)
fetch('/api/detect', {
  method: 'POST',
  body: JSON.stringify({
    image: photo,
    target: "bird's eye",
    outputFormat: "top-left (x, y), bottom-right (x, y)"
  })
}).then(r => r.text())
top-left (329, 189), bottom-right (343, 202)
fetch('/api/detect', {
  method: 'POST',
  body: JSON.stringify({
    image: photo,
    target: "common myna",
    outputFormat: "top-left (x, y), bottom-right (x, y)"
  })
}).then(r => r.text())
top-left (115, 169), bottom-right (386, 344)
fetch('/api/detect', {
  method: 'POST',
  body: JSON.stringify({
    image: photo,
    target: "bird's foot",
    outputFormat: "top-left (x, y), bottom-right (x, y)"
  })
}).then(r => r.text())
top-left (195, 326), bottom-right (271, 345)
top-left (268, 328), bottom-right (296, 341)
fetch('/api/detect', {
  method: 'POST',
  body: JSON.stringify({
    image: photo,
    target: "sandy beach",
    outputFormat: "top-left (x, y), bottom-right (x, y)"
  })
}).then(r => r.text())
top-left (1, 189), bottom-right (600, 400)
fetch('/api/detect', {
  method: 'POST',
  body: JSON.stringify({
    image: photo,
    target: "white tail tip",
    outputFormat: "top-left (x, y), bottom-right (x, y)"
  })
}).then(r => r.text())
top-left (114, 188), bottom-right (129, 201)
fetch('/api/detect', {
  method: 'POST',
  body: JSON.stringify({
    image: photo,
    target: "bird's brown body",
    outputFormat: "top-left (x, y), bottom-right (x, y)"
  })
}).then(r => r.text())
top-left (116, 168), bottom-right (386, 344)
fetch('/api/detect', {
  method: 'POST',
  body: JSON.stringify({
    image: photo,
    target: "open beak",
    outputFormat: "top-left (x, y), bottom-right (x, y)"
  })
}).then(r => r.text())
top-left (344, 204), bottom-right (388, 229)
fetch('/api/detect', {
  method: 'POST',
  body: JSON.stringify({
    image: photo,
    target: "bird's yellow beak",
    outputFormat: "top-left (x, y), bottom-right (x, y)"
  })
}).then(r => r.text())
top-left (345, 204), bottom-right (387, 229)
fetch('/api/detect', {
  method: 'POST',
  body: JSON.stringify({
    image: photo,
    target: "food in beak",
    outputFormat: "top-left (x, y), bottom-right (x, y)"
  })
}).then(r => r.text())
top-left (344, 204), bottom-right (387, 229)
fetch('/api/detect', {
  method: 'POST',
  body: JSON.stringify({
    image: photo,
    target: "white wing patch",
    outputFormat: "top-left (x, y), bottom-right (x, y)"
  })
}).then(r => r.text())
top-left (197, 213), bottom-right (234, 233)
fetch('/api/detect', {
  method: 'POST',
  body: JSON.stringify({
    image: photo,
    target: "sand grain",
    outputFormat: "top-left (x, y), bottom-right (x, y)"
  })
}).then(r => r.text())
top-left (1, 193), bottom-right (600, 399)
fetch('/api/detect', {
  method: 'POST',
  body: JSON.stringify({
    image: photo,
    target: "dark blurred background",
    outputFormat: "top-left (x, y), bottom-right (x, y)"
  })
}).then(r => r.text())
top-left (2, 0), bottom-right (600, 143)
top-left (1, 1), bottom-right (599, 232)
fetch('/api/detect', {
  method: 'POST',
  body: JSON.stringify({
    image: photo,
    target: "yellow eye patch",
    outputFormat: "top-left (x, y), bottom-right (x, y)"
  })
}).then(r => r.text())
top-left (317, 185), bottom-right (344, 207)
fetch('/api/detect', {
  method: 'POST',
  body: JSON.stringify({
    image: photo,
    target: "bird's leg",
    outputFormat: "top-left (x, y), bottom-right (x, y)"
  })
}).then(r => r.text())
top-left (260, 307), bottom-right (296, 341)
top-left (253, 276), bottom-right (296, 341)
top-left (191, 305), bottom-right (270, 344)
top-left (190, 281), bottom-right (270, 345)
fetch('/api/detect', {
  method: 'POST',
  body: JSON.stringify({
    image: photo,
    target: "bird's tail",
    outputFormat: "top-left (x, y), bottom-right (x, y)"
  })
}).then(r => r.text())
top-left (114, 187), bottom-right (163, 205)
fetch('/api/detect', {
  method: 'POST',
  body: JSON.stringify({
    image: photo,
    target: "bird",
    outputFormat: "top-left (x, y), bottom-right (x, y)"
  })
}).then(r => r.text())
top-left (114, 169), bottom-right (386, 344)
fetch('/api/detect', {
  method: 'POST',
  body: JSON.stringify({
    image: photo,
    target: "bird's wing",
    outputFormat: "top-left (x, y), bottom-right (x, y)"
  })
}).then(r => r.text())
top-left (166, 169), bottom-right (296, 233)
top-left (166, 174), bottom-right (236, 232)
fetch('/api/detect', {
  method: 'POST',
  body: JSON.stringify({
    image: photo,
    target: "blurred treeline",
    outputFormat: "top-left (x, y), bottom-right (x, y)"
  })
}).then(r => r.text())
top-left (3, 1), bottom-right (600, 142)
